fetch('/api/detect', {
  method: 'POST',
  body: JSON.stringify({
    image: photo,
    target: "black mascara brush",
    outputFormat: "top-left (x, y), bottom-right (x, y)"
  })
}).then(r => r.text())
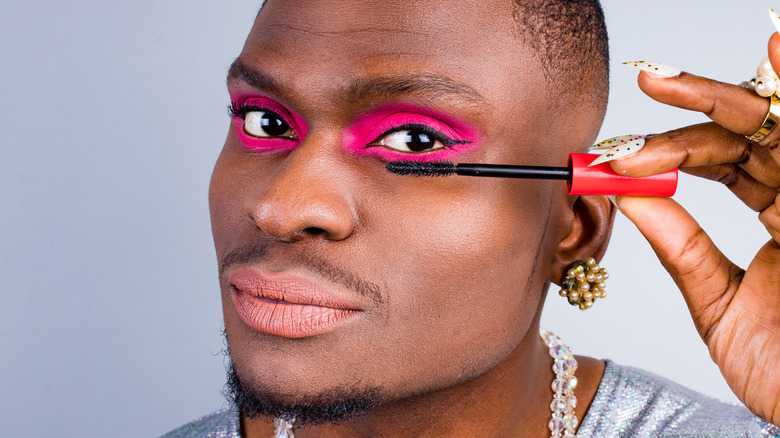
top-left (386, 153), bottom-right (678, 196)
top-left (387, 161), bottom-right (571, 180)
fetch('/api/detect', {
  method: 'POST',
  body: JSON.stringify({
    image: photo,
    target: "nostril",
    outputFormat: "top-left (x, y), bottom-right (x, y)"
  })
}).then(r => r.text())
top-left (280, 227), bottom-right (341, 243)
top-left (281, 227), bottom-right (329, 243)
top-left (303, 226), bottom-right (327, 236)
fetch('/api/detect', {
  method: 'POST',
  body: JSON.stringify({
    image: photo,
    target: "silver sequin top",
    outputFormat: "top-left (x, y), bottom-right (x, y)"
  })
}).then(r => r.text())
top-left (161, 361), bottom-right (780, 437)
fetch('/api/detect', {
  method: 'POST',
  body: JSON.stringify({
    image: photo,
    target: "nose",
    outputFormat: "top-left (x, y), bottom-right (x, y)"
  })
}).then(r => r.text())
top-left (245, 143), bottom-right (357, 243)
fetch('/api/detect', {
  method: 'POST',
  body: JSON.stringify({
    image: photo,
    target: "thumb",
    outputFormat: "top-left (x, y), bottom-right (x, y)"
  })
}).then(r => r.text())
top-left (615, 195), bottom-right (740, 341)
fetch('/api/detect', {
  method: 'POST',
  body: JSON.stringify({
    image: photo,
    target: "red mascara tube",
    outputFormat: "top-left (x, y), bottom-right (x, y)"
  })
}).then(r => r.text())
top-left (567, 153), bottom-right (677, 196)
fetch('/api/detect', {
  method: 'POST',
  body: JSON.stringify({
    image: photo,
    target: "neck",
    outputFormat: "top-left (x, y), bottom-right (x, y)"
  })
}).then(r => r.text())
top-left (241, 322), bottom-right (605, 438)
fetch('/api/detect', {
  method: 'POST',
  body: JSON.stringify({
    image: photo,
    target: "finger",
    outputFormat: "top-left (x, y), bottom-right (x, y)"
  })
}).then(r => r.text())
top-left (768, 32), bottom-right (780, 88)
top-left (682, 164), bottom-right (778, 212)
top-left (635, 72), bottom-right (767, 135)
top-left (614, 195), bottom-right (742, 341)
top-left (609, 123), bottom-right (780, 188)
top-left (758, 192), bottom-right (780, 243)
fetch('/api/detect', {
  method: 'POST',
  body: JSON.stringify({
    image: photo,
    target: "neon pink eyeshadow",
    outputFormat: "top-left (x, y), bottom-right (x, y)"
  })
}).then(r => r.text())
top-left (230, 95), bottom-right (308, 152)
top-left (345, 104), bottom-right (481, 162)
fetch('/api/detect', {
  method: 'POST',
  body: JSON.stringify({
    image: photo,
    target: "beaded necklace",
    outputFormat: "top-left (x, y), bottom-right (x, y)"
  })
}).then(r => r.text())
top-left (541, 328), bottom-right (579, 437)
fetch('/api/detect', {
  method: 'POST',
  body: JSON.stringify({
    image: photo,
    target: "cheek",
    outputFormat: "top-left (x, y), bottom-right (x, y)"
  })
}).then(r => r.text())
top-left (208, 135), bottom-right (268, 254)
top-left (209, 145), bottom-right (232, 237)
top-left (209, 147), bottom-right (240, 235)
top-left (395, 196), bottom-right (539, 320)
top-left (366, 179), bottom-right (550, 384)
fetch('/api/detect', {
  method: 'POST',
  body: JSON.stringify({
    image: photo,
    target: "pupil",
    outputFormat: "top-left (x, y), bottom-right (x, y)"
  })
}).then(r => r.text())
top-left (260, 113), bottom-right (290, 136)
top-left (405, 131), bottom-right (435, 152)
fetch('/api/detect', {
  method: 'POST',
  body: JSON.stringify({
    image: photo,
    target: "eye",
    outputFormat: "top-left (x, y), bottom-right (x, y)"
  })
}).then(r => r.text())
top-left (370, 125), bottom-right (454, 153)
top-left (243, 110), bottom-right (297, 139)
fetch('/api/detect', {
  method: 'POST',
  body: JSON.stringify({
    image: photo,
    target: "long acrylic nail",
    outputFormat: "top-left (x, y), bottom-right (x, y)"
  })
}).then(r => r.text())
top-left (588, 135), bottom-right (645, 166)
top-left (770, 9), bottom-right (780, 34)
top-left (623, 61), bottom-right (681, 79)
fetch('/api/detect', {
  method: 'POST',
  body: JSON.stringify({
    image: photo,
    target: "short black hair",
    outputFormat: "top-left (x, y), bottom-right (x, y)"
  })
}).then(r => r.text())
top-left (512, 0), bottom-right (609, 107)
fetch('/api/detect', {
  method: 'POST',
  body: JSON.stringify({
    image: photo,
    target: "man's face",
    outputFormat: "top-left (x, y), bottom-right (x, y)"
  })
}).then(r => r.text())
top-left (210, 0), bottom-right (587, 416)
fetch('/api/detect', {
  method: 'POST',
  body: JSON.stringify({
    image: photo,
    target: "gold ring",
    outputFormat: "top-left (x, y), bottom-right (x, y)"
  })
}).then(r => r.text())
top-left (746, 95), bottom-right (780, 142)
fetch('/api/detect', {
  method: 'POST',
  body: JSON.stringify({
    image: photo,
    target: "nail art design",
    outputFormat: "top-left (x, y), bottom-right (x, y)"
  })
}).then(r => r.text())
top-left (770, 8), bottom-right (780, 34)
top-left (588, 135), bottom-right (645, 166)
top-left (589, 134), bottom-right (642, 151)
top-left (623, 61), bottom-right (681, 79)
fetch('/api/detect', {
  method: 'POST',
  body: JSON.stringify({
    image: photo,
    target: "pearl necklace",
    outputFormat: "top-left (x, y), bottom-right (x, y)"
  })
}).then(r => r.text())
top-left (273, 329), bottom-right (578, 438)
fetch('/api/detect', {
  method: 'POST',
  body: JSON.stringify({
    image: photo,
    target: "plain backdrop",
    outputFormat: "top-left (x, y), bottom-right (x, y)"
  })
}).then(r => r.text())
top-left (1, 1), bottom-right (776, 436)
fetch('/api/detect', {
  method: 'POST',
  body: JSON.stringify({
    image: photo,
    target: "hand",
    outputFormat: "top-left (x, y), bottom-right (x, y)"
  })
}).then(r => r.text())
top-left (609, 34), bottom-right (780, 425)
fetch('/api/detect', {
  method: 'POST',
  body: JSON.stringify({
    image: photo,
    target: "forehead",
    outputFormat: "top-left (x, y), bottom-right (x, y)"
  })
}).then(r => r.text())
top-left (252, 0), bottom-right (516, 58)
top-left (237, 0), bottom-right (546, 119)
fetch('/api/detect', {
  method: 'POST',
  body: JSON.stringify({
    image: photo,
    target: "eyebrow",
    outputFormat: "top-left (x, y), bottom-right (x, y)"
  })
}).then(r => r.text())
top-left (227, 58), bottom-right (283, 94)
top-left (227, 58), bottom-right (490, 112)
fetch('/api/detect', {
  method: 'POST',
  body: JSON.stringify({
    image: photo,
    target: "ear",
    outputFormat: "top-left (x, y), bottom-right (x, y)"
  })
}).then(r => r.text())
top-left (549, 195), bottom-right (616, 285)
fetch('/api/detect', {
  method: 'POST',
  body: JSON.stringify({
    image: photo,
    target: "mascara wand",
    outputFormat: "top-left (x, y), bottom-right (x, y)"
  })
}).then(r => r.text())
top-left (386, 161), bottom-right (572, 180)
top-left (386, 153), bottom-right (678, 197)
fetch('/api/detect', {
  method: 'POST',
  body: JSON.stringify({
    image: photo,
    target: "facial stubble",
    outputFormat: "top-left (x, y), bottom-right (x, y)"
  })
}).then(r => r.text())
top-left (222, 345), bottom-right (385, 427)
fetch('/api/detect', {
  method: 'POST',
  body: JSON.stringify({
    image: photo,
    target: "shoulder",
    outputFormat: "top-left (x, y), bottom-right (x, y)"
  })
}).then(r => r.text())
top-left (577, 361), bottom-right (780, 438)
top-left (159, 408), bottom-right (240, 438)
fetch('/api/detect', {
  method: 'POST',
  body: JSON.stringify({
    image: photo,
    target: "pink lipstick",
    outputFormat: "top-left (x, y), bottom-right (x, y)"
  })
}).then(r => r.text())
top-left (229, 268), bottom-right (360, 338)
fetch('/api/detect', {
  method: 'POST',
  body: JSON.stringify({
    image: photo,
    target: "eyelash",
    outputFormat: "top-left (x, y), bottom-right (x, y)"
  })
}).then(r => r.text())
top-left (228, 100), bottom-right (276, 120)
top-left (369, 123), bottom-right (470, 148)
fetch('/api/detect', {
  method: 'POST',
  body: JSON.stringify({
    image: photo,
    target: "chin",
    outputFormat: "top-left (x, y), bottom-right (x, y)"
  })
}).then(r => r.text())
top-left (223, 355), bottom-right (385, 426)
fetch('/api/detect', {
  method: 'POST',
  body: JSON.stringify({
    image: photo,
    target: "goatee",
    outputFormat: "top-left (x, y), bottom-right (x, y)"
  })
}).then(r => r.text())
top-left (223, 357), bottom-right (384, 427)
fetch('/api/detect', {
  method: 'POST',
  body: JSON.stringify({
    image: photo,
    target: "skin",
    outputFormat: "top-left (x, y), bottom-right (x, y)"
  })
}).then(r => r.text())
top-left (209, 0), bottom-right (613, 436)
top-left (610, 33), bottom-right (780, 426)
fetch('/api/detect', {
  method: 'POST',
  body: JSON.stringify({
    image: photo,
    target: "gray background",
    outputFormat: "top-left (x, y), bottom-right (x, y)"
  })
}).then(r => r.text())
top-left (0, 1), bottom-right (775, 436)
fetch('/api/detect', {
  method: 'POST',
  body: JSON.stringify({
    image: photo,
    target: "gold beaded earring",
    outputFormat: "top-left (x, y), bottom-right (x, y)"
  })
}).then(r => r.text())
top-left (558, 257), bottom-right (609, 310)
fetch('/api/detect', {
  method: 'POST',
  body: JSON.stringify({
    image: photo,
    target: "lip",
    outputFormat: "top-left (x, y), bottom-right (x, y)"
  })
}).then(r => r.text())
top-left (228, 267), bottom-right (361, 338)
